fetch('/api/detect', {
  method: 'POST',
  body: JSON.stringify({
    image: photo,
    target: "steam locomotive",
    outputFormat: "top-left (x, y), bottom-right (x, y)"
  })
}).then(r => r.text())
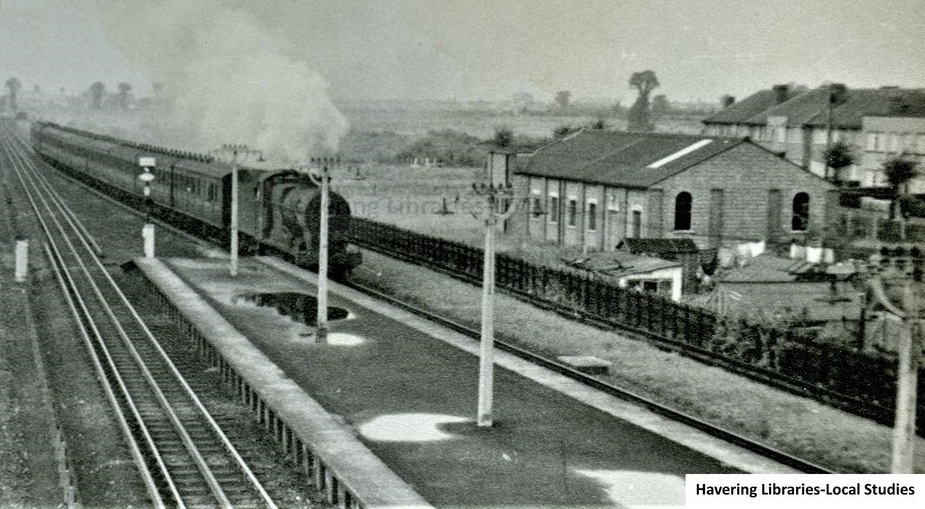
top-left (31, 122), bottom-right (362, 277)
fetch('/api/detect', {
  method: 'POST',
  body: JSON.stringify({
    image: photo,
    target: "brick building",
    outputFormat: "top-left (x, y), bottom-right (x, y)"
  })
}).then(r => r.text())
top-left (507, 130), bottom-right (835, 253)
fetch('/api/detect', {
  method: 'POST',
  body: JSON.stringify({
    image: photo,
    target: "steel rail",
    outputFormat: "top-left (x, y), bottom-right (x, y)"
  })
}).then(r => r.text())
top-left (0, 128), bottom-right (179, 507)
top-left (7, 126), bottom-right (103, 256)
top-left (41, 242), bottom-right (169, 509)
top-left (343, 278), bottom-right (835, 474)
top-left (8, 129), bottom-right (279, 509)
top-left (22, 123), bottom-right (834, 475)
top-left (7, 135), bottom-right (236, 509)
top-left (9, 126), bottom-right (276, 509)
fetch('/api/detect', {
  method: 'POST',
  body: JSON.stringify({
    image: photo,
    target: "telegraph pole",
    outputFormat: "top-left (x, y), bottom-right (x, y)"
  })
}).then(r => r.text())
top-left (214, 144), bottom-right (262, 276)
top-left (471, 182), bottom-right (517, 427)
top-left (308, 158), bottom-right (335, 340)
top-left (867, 249), bottom-right (923, 473)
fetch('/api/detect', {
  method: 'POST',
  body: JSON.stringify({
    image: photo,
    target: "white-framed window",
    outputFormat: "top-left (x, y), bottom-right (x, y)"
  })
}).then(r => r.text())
top-left (889, 133), bottom-right (900, 153)
top-left (866, 132), bottom-right (878, 151)
top-left (902, 133), bottom-right (914, 151)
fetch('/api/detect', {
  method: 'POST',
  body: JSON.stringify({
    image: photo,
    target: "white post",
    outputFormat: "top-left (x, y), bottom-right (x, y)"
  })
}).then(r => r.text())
top-left (317, 161), bottom-right (330, 340)
top-left (14, 239), bottom-right (28, 282)
top-left (472, 183), bottom-right (517, 427)
top-left (892, 279), bottom-right (919, 473)
top-left (214, 145), bottom-right (261, 277)
top-left (230, 153), bottom-right (240, 277)
top-left (477, 210), bottom-right (496, 427)
top-left (142, 224), bottom-right (155, 258)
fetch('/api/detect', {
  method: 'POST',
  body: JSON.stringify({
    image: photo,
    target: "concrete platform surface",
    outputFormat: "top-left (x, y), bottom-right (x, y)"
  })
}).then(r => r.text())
top-left (147, 256), bottom-right (798, 508)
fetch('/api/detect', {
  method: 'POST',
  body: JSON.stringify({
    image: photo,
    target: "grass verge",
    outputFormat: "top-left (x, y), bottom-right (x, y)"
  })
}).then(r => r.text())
top-left (352, 249), bottom-right (924, 474)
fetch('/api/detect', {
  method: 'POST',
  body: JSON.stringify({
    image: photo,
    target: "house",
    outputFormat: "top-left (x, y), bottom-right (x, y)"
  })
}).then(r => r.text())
top-left (703, 84), bottom-right (925, 185)
top-left (506, 129), bottom-right (835, 255)
top-left (859, 109), bottom-right (925, 190)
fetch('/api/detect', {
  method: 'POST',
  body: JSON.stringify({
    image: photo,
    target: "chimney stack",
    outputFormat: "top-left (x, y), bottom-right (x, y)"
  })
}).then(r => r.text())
top-left (829, 83), bottom-right (848, 105)
top-left (772, 84), bottom-right (790, 104)
top-left (721, 95), bottom-right (736, 108)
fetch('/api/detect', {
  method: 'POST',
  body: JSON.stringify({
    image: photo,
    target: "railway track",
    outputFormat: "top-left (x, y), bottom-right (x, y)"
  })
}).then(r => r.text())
top-left (0, 123), bottom-right (281, 508)
top-left (8, 122), bottom-right (833, 475)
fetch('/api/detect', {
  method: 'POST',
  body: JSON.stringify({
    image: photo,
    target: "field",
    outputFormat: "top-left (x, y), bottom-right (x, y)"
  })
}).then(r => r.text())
top-left (35, 100), bottom-right (705, 255)
top-left (332, 162), bottom-right (492, 248)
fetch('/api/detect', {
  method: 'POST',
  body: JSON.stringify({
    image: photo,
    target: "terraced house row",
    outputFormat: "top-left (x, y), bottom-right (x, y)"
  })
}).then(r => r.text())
top-left (702, 83), bottom-right (925, 191)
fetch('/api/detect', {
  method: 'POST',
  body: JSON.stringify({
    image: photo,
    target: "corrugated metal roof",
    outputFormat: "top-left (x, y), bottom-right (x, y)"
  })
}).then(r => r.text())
top-left (515, 130), bottom-right (744, 188)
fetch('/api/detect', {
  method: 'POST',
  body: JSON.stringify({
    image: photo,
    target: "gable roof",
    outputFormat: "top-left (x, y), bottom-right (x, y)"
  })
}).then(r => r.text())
top-left (749, 87), bottom-right (832, 126)
top-left (703, 87), bottom-right (804, 125)
top-left (705, 85), bottom-right (925, 129)
top-left (804, 88), bottom-right (925, 129)
top-left (515, 130), bottom-right (745, 188)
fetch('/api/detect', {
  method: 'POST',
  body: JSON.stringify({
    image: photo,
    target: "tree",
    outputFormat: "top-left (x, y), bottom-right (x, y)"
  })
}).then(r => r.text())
top-left (822, 139), bottom-right (855, 184)
top-left (89, 82), bottom-right (105, 110)
top-left (554, 90), bottom-right (571, 109)
top-left (492, 127), bottom-right (514, 148)
top-left (5, 77), bottom-right (21, 111)
top-left (883, 156), bottom-right (919, 239)
top-left (117, 82), bottom-right (132, 109)
top-left (627, 70), bottom-right (659, 132)
top-left (651, 94), bottom-right (669, 120)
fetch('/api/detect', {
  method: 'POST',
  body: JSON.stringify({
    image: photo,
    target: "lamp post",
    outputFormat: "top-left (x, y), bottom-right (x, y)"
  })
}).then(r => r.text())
top-left (471, 182), bottom-right (517, 427)
top-left (307, 158), bottom-right (335, 340)
top-left (214, 144), bottom-right (262, 277)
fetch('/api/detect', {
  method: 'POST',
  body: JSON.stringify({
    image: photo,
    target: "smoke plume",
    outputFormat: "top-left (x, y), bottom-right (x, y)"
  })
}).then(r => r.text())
top-left (95, 0), bottom-right (347, 162)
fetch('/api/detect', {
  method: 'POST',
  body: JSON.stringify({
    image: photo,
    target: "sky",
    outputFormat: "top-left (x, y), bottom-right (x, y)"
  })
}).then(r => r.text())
top-left (1, 0), bottom-right (924, 104)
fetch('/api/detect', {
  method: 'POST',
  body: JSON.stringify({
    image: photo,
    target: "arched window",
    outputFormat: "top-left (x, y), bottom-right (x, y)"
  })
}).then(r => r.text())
top-left (674, 192), bottom-right (692, 230)
top-left (792, 192), bottom-right (810, 231)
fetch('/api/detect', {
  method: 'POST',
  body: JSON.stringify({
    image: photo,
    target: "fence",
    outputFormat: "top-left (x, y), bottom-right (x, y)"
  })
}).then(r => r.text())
top-left (348, 216), bottom-right (924, 432)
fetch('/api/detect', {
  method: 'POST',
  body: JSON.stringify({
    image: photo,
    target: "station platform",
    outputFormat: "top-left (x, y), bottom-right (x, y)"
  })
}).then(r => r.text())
top-left (135, 256), bottom-right (798, 508)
